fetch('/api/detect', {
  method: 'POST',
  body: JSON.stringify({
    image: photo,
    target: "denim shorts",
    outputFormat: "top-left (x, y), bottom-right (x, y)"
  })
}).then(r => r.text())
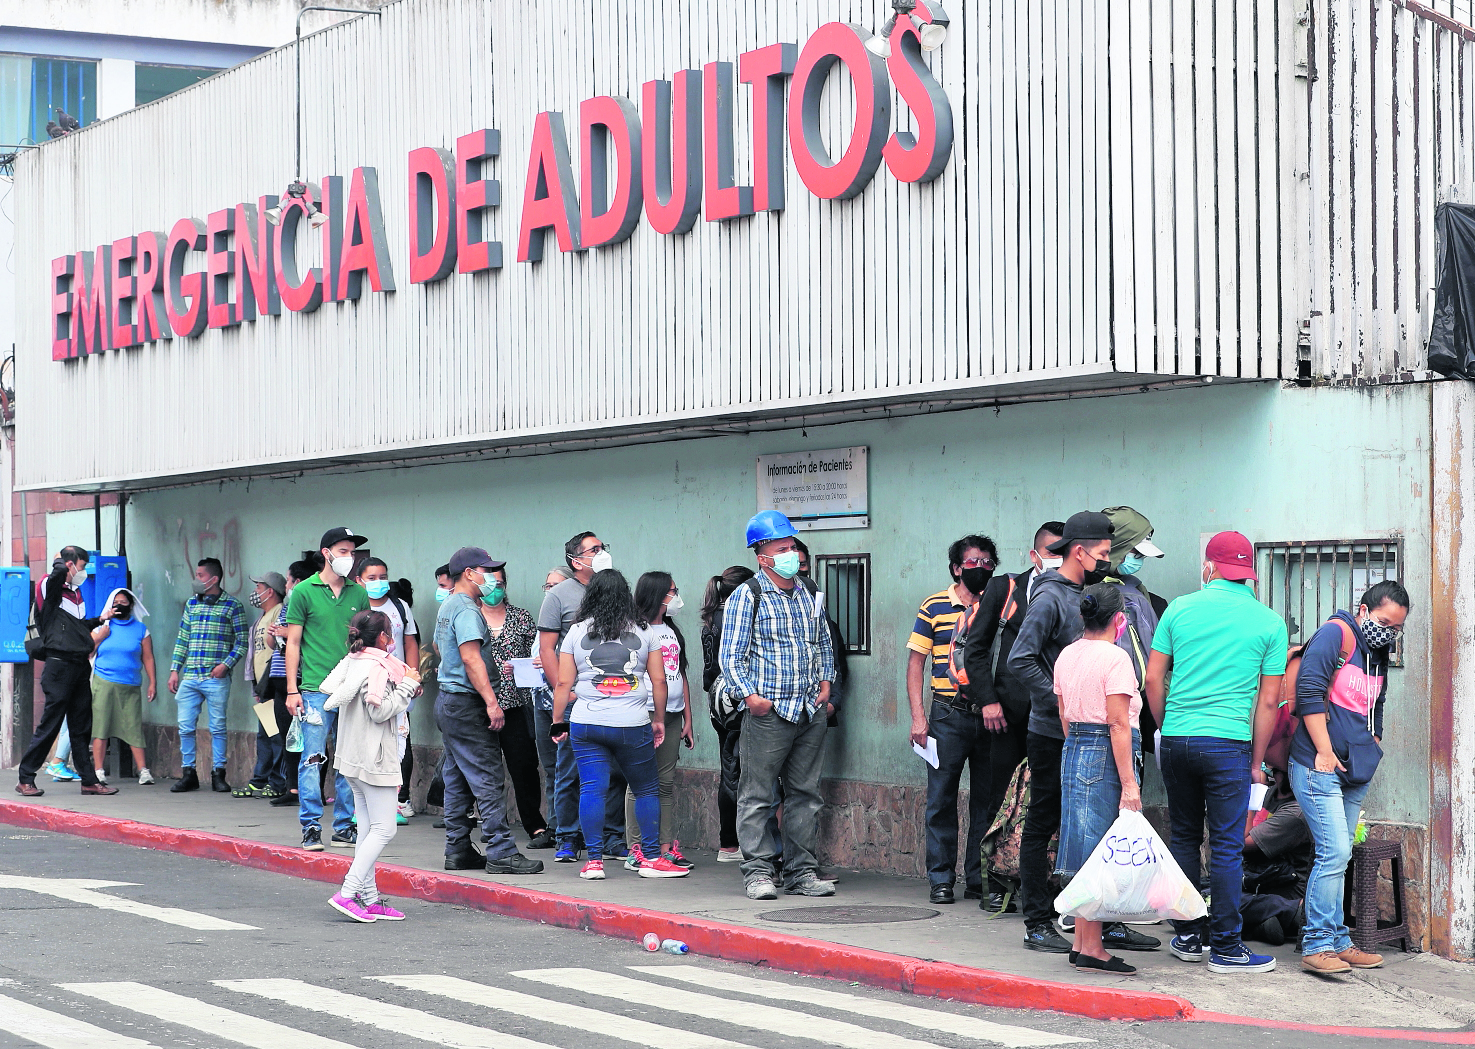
top-left (1056, 723), bottom-right (1141, 877)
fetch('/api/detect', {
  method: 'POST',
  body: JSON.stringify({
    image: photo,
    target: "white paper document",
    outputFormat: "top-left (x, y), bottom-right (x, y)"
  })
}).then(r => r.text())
top-left (509, 657), bottom-right (547, 689)
top-left (912, 736), bottom-right (939, 769)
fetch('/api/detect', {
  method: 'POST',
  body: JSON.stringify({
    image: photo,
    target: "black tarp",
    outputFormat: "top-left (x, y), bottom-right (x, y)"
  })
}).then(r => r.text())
top-left (1427, 203), bottom-right (1475, 379)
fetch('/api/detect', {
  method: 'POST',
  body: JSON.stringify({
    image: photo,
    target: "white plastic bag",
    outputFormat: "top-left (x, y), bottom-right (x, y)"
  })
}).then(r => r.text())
top-left (1053, 809), bottom-right (1207, 923)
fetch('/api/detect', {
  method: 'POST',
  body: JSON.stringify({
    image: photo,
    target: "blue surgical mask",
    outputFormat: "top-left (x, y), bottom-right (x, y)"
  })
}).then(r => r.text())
top-left (1118, 554), bottom-right (1145, 577)
top-left (434, 587), bottom-right (451, 604)
top-left (364, 580), bottom-right (390, 600)
top-left (769, 551), bottom-right (801, 580)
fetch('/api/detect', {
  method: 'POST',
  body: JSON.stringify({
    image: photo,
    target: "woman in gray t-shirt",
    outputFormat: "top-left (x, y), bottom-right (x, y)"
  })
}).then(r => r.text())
top-left (550, 570), bottom-right (688, 881)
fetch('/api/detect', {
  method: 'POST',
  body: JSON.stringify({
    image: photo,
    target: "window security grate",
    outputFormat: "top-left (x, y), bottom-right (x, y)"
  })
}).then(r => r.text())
top-left (813, 553), bottom-right (871, 655)
top-left (1254, 539), bottom-right (1403, 667)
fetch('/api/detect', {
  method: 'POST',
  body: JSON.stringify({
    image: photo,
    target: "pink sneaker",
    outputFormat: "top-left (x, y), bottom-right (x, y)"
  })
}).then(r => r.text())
top-left (580, 860), bottom-right (606, 880)
top-left (664, 839), bottom-right (694, 869)
top-left (364, 897), bottom-right (405, 921)
top-left (328, 892), bottom-right (376, 923)
top-left (639, 854), bottom-right (692, 879)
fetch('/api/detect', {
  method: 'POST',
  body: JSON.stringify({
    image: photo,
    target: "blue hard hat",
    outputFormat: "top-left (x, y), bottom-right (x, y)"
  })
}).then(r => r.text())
top-left (745, 510), bottom-right (798, 548)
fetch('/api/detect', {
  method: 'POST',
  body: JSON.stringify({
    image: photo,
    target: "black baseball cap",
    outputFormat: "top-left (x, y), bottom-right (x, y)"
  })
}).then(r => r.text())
top-left (449, 546), bottom-right (505, 575)
top-left (319, 526), bottom-right (368, 550)
top-left (1045, 511), bottom-right (1115, 555)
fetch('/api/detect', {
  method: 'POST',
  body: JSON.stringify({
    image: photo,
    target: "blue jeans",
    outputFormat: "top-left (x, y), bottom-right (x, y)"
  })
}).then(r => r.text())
top-left (570, 721), bottom-right (660, 862)
top-left (297, 690), bottom-right (355, 836)
top-left (1057, 724), bottom-right (1140, 877)
top-left (535, 705), bottom-right (582, 843)
top-left (176, 675), bottom-right (231, 770)
top-left (1290, 759), bottom-right (1372, 955)
top-left (925, 700), bottom-right (991, 890)
top-left (1160, 736), bottom-right (1252, 951)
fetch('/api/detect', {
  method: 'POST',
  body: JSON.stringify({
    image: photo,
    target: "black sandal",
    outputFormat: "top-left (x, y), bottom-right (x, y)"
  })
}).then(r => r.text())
top-left (1074, 953), bottom-right (1136, 974)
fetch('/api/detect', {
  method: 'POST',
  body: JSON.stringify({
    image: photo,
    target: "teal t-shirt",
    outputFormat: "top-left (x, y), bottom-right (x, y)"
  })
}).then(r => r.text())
top-left (1151, 580), bottom-right (1289, 741)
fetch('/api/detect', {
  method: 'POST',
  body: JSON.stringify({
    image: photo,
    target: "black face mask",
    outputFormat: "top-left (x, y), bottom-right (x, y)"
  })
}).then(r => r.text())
top-left (960, 566), bottom-right (994, 594)
top-left (114, 606), bottom-right (132, 619)
top-left (1082, 559), bottom-right (1112, 586)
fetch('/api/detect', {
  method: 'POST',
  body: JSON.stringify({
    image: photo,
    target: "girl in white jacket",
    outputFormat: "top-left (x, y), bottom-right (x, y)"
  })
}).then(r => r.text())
top-left (322, 609), bottom-right (421, 923)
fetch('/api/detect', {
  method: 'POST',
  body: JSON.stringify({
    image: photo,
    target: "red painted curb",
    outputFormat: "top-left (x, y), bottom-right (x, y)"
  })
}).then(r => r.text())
top-left (0, 801), bottom-right (1190, 1021)
top-left (1192, 1011), bottom-right (1475, 1044)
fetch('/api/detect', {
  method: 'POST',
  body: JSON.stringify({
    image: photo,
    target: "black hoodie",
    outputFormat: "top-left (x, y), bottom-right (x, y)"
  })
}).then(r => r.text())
top-left (1004, 569), bottom-right (1084, 740)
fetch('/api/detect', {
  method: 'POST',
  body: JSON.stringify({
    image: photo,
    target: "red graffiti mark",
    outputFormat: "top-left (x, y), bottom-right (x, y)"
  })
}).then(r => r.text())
top-left (176, 517), bottom-right (244, 595)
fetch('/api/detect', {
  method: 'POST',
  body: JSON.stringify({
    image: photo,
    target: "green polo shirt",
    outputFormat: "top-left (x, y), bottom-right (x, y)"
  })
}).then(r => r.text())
top-left (1151, 579), bottom-right (1289, 741)
top-left (284, 573), bottom-right (369, 692)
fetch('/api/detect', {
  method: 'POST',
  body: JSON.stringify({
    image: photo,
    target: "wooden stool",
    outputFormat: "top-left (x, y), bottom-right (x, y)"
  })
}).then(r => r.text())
top-left (1345, 840), bottom-right (1410, 952)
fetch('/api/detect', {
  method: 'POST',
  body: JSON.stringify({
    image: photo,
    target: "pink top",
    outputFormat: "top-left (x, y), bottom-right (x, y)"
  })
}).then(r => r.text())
top-left (1052, 638), bottom-right (1142, 727)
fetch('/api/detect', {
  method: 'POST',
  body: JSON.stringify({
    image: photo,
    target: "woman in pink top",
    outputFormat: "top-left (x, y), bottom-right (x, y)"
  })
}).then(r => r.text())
top-left (1053, 583), bottom-right (1143, 974)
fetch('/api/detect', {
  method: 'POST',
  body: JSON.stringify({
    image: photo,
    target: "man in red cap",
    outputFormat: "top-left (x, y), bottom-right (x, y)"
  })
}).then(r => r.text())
top-left (1146, 531), bottom-right (1288, 975)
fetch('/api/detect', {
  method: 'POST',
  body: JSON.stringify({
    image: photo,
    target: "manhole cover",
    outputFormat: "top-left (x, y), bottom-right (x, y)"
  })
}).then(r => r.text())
top-left (756, 905), bottom-right (939, 925)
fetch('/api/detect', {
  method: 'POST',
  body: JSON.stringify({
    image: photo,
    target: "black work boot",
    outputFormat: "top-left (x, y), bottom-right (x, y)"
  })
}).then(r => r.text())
top-left (211, 768), bottom-right (230, 793)
top-left (170, 767), bottom-right (199, 793)
top-left (445, 841), bottom-right (486, 871)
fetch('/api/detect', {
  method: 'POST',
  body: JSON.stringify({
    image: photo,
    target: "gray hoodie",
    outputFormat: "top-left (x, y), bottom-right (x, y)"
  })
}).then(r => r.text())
top-left (1005, 570), bottom-right (1084, 740)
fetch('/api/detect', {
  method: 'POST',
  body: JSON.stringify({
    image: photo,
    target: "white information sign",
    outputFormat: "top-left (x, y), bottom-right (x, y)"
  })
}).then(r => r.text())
top-left (756, 446), bottom-right (869, 531)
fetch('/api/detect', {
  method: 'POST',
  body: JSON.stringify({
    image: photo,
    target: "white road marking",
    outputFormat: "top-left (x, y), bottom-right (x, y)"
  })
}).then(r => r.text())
top-left (0, 993), bottom-right (161, 1049)
top-left (0, 876), bottom-right (257, 930)
top-left (512, 967), bottom-right (960, 1049)
top-left (376, 974), bottom-right (760, 1049)
top-left (217, 978), bottom-right (556, 1049)
top-left (629, 966), bottom-right (1091, 1047)
top-left (58, 982), bottom-right (361, 1049)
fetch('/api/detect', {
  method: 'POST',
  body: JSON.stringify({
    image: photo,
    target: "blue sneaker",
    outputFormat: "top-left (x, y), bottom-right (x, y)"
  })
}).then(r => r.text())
top-left (605, 841), bottom-right (629, 860)
top-left (1169, 933), bottom-right (1204, 962)
top-left (1207, 943), bottom-right (1277, 974)
top-left (44, 761), bottom-right (78, 782)
top-left (554, 841), bottom-right (580, 863)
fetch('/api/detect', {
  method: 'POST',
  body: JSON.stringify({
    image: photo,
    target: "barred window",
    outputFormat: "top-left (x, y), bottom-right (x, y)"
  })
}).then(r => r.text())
top-left (812, 553), bottom-right (871, 655)
top-left (1254, 539), bottom-right (1403, 667)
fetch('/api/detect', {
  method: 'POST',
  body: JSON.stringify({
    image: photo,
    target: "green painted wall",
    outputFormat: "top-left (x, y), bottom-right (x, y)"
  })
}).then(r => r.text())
top-left (118, 380), bottom-right (1433, 823)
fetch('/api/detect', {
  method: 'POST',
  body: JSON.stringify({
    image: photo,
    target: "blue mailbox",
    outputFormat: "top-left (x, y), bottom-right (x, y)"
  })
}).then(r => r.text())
top-left (0, 567), bottom-right (30, 662)
top-left (82, 553), bottom-right (129, 618)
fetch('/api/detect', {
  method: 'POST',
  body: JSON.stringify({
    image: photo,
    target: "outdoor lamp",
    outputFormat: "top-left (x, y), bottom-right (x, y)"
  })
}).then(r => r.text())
top-left (265, 180), bottom-right (327, 228)
top-left (865, 0), bottom-right (949, 58)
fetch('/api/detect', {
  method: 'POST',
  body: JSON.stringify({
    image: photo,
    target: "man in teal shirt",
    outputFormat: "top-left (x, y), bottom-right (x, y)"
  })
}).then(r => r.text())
top-left (1146, 531), bottom-right (1287, 975)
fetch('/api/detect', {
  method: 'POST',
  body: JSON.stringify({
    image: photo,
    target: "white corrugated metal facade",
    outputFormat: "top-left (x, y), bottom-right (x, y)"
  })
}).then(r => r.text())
top-left (13, 0), bottom-right (1475, 490)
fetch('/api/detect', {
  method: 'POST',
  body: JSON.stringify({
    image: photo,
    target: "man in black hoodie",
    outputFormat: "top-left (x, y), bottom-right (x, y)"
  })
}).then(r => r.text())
top-left (15, 547), bottom-right (119, 796)
top-left (1006, 511), bottom-right (1158, 955)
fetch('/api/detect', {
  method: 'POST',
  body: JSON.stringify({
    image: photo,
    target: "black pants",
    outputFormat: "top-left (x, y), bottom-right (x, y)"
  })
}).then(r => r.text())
top-left (716, 717), bottom-right (742, 849)
top-left (19, 658), bottom-right (99, 787)
top-left (266, 678), bottom-right (299, 793)
top-left (1019, 731), bottom-right (1064, 927)
top-left (399, 726), bottom-right (414, 804)
top-left (502, 704), bottom-right (549, 834)
top-left (981, 708), bottom-right (1030, 892)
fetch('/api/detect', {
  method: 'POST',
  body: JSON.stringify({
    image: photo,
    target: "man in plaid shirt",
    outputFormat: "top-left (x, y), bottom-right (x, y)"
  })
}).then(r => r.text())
top-left (168, 557), bottom-right (246, 794)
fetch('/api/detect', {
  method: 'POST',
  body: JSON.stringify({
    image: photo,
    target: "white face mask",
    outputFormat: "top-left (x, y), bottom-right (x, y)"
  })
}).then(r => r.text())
top-left (590, 549), bottom-right (613, 573)
top-left (665, 594), bottom-right (684, 614)
top-left (329, 554), bottom-right (355, 578)
top-left (1034, 555), bottom-right (1062, 573)
top-left (69, 568), bottom-right (88, 588)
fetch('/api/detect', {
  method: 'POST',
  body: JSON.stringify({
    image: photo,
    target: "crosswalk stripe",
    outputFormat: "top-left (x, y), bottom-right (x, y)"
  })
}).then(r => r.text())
top-left (58, 982), bottom-right (362, 1049)
top-left (0, 876), bottom-right (257, 930)
top-left (512, 967), bottom-right (962, 1049)
top-left (628, 966), bottom-right (1090, 1048)
top-left (375, 974), bottom-right (761, 1049)
top-left (217, 978), bottom-right (556, 1049)
top-left (0, 993), bottom-right (161, 1049)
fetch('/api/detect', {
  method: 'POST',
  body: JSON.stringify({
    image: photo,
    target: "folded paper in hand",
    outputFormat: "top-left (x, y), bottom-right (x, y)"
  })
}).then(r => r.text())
top-left (509, 657), bottom-right (547, 689)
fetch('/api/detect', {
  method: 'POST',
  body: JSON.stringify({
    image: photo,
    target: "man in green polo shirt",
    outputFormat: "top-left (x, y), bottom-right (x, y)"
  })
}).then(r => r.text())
top-left (285, 527), bottom-right (370, 851)
top-left (1146, 530), bottom-right (1287, 975)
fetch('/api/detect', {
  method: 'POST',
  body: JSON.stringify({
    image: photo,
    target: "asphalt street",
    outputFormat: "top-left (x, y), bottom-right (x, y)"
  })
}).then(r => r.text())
top-left (0, 830), bottom-right (1446, 1049)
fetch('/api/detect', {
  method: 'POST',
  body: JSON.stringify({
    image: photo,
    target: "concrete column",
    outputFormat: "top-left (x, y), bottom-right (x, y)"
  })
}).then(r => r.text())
top-left (1430, 380), bottom-right (1475, 959)
top-left (96, 58), bottom-right (136, 121)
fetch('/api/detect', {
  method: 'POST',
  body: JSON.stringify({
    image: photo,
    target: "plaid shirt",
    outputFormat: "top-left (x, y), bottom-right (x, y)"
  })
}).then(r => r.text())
top-left (719, 571), bottom-right (835, 723)
top-left (171, 593), bottom-right (247, 675)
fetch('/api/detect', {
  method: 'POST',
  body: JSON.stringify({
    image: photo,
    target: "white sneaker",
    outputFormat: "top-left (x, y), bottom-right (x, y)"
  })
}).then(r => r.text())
top-left (94, 771), bottom-right (108, 785)
top-left (138, 768), bottom-right (155, 785)
top-left (717, 848), bottom-right (743, 863)
top-left (397, 801), bottom-right (414, 819)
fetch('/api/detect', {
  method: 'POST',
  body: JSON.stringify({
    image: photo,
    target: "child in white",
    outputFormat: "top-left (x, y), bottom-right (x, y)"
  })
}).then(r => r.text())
top-left (322, 609), bottom-right (420, 922)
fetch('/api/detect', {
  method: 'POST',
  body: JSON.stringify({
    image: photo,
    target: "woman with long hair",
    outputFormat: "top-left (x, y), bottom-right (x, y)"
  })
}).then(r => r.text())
top-left (623, 571), bottom-right (694, 869)
top-left (701, 565), bottom-right (755, 862)
top-left (550, 569), bottom-right (688, 881)
top-left (321, 609), bottom-right (421, 922)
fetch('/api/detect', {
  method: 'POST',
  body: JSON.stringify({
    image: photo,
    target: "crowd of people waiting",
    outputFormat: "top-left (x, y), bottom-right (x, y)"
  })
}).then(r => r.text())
top-left (11, 506), bottom-right (1409, 974)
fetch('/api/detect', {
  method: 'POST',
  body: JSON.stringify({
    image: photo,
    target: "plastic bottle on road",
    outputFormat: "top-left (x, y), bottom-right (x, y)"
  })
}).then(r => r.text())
top-left (660, 939), bottom-right (689, 955)
top-left (642, 933), bottom-right (661, 951)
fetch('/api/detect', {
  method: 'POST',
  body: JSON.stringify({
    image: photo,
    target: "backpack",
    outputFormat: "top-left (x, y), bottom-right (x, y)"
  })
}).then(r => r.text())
top-left (707, 575), bottom-right (822, 730)
top-left (944, 575), bottom-right (1016, 696)
top-left (977, 757), bottom-right (1057, 917)
top-left (23, 581), bottom-right (46, 661)
top-left (1280, 617), bottom-right (1356, 709)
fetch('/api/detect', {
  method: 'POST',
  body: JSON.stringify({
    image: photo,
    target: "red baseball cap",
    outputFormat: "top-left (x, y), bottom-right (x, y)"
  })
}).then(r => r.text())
top-left (1205, 531), bottom-right (1257, 582)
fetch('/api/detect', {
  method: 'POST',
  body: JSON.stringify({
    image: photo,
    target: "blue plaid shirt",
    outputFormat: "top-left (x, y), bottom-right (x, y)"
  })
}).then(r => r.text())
top-left (718, 571), bottom-right (835, 723)
top-left (268, 604), bottom-right (288, 678)
top-left (171, 593), bottom-right (247, 676)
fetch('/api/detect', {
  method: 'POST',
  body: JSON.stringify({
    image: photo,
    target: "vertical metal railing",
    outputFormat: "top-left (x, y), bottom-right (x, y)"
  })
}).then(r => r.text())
top-left (1255, 539), bottom-right (1403, 666)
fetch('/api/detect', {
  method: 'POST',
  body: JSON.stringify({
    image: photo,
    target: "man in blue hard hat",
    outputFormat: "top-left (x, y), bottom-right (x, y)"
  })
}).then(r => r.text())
top-left (718, 510), bottom-right (837, 900)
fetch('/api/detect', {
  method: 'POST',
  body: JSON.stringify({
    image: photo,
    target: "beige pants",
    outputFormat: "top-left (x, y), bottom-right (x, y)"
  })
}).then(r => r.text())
top-left (627, 709), bottom-right (684, 849)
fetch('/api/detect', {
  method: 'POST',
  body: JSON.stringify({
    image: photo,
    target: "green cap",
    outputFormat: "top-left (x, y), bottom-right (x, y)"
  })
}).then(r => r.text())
top-left (1102, 506), bottom-right (1165, 567)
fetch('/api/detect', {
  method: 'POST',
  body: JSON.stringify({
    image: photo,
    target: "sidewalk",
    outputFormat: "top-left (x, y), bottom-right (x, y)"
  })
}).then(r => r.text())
top-left (4, 769), bottom-right (1473, 1034)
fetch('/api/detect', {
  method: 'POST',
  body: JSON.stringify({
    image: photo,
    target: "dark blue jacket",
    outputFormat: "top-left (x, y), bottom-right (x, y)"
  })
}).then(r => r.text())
top-left (1289, 610), bottom-right (1388, 772)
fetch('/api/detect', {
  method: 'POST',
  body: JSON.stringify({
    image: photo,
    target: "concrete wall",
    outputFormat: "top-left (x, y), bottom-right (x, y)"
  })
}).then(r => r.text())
top-left (114, 379), bottom-right (1434, 824)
